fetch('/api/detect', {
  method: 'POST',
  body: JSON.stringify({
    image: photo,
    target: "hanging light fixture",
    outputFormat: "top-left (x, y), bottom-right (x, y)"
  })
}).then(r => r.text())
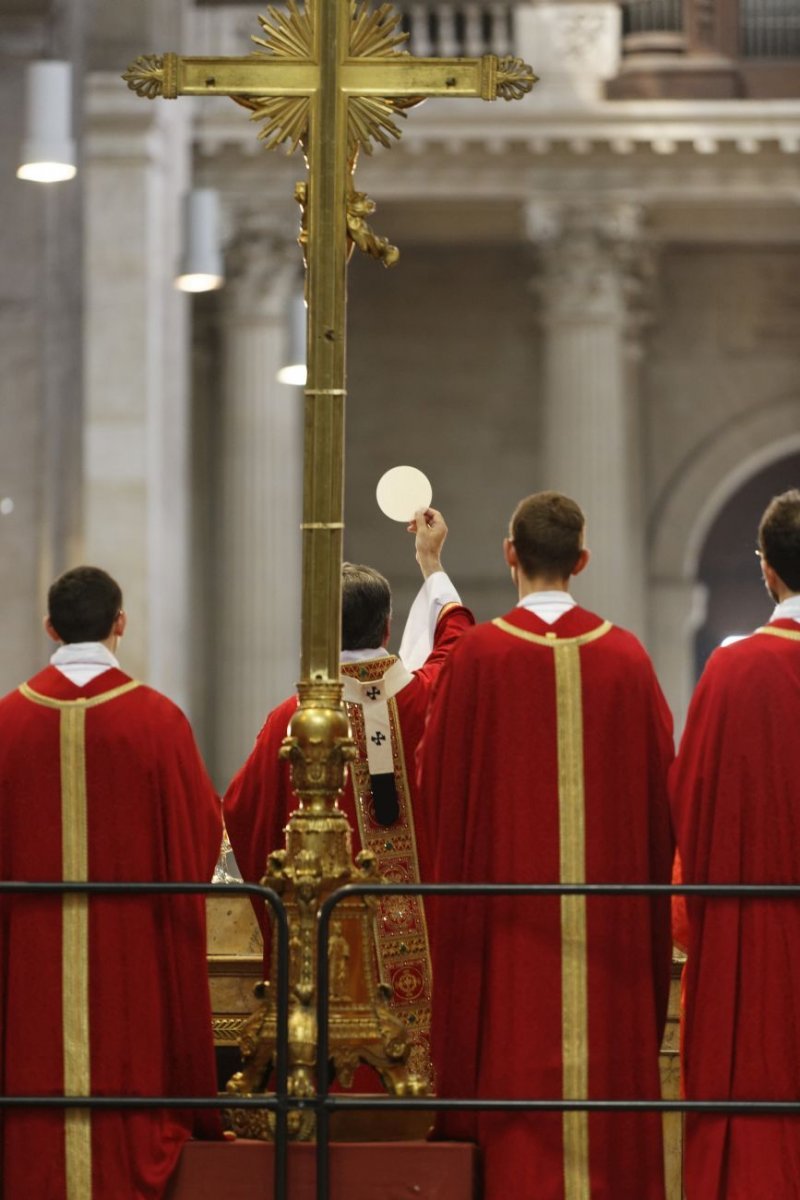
top-left (276, 292), bottom-right (307, 386)
top-left (175, 188), bottom-right (225, 293)
top-left (17, 61), bottom-right (77, 183)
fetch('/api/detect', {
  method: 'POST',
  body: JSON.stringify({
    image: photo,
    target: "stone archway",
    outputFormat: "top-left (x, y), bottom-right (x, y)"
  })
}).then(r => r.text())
top-left (647, 393), bottom-right (800, 735)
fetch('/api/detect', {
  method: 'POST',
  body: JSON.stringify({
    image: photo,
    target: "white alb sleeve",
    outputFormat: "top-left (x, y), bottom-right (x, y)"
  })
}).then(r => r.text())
top-left (397, 571), bottom-right (461, 670)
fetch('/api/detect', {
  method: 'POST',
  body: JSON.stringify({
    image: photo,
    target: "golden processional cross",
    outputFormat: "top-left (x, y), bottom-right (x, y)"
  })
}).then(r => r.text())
top-left (125, 2), bottom-right (536, 1138)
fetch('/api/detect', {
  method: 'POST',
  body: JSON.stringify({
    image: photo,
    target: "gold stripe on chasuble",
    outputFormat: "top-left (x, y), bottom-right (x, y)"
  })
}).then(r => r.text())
top-left (61, 703), bottom-right (92, 1200)
top-left (554, 642), bottom-right (590, 1200)
top-left (345, 695), bottom-right (434, 1087)
top-left (18, 680), bottom-right (140, 1200)
top-left (755, 625), bottom-right (800, 642)
top-left (490, 621), bottom-right (611, 1200)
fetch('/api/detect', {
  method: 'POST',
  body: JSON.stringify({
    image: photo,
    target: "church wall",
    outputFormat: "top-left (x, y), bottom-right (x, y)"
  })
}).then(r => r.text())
top-left (345, 241), bottom-right (540, 636)
top-left (646, 244), bottom-right (800, 529)
top-left (644, 242), bottom-right (800, 730)
top-left (340, 232), bottom-right (800, 733)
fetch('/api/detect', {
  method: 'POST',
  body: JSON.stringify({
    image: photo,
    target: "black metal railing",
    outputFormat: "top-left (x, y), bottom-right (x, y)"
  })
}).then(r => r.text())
top-left (0, 881), bottom-right (290, 1199)
top-left (3, 878), bottom-right (800, 1200)
top-left (317, 881), bottom-right (800, 1200)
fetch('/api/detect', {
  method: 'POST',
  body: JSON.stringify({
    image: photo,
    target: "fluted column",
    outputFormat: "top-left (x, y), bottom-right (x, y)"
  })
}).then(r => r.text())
top-left (212, 221), bottom-right (303, 789)
top-left (528, 201), bottom-right (655, 640)
top-left (84, 75), bottom-right (191, 705)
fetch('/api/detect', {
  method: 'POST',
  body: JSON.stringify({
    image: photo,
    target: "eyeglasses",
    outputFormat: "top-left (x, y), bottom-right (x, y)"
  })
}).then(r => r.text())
top-left (755, 548), bottom-right (763, 561)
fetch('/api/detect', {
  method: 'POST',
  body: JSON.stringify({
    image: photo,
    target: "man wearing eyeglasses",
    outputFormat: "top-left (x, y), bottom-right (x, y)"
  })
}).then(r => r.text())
top-left (672, 488), bottom-right (800, 1200)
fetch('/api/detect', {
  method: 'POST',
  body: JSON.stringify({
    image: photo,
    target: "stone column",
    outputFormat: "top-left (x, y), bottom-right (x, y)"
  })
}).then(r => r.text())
top-left (528, 201), bottom-right (655, 641)
top-left (83, 75), bottom-right (191, 707)
top-left (211, 220), bottom-right (303, 790)
top-left (0, 2), bottom-right (87, 693)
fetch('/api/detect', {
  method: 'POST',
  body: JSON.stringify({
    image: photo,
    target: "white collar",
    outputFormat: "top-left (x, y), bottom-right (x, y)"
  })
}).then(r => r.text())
top-left (339, 646), bottom-right (390, 663)
top-left (771, 595), bottom-right (800, 623)
top-left (50, 642), bottom-right (120, 669)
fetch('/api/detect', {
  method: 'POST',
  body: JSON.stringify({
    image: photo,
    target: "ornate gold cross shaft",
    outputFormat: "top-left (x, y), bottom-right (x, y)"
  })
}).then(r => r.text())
top-left (125, 2), bottom-right (536, 801)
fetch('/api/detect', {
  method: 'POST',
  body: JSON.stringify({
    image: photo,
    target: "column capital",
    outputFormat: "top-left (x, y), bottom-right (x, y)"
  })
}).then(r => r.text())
top-left (223, 207), bottom-right (301, 320)
top-left (526, 199), bottom-right (657, 348)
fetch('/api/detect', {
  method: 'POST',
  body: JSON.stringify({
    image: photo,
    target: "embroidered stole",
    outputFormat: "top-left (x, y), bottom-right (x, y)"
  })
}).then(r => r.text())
top-left (340, 657), bottom-right (434, 1087)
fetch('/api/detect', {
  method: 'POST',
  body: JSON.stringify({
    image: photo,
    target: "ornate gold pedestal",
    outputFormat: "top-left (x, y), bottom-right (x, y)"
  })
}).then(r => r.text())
top-left (224, 808), bottom-right (428, 1140)
top-left (208, 912), bottom-right (687, 1168)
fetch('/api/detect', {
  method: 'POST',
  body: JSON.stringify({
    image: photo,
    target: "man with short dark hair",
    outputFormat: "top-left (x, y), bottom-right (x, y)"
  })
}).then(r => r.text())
top-left (671, 488), bottom-right (800, 1199)
top-left (420, 490), bottom-right (674, 1200)
top-left (225, 509), bottom-right (473, 1087)
top-left (0, 565), bottom-right (223, 1200)
top-left (340, 562), bottom-right (392, 651)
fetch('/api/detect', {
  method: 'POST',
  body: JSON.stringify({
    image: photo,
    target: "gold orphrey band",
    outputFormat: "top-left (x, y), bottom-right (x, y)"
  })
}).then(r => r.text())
top-left (18, 681), bottom-right (140, 1200)
top-left (554, 641), bottom-right (590, 1200)
top-left (60, 704), bottom-right (92, 1200)
top-left (490, 618), bottom-right (613, 1197)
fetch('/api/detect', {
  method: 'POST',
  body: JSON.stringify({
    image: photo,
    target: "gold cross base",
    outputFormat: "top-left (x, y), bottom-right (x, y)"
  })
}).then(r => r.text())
top-left (225, 806), bottom-right (429, 1142)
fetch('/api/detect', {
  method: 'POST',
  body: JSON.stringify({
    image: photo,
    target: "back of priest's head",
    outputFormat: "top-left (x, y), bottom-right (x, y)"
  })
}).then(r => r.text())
top-left (758, 490), bottom-right (800, 592)
top-left (341, 563), bottom-right (391, 651)
top-left (510, 491), bottom-right (585, 582)
top-left (48, 565), bottom-right (123, 644)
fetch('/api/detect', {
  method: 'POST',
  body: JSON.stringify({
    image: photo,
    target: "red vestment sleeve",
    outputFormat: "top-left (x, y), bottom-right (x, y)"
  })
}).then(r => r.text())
top-left (411, 603), bottom-right (475, 691)
top-left (224, 695), bottom-right (298, 953)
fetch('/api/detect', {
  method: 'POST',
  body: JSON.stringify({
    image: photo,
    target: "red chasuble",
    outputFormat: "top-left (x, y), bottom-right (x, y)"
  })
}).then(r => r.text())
top-left (419, 605), bottom-right (674, 1200)
top-left (671, 620), bottom-right (800, 1200)
top-left (224, 603), bottom-right (473, 1088)
top-left (0, 666), bottom-right (223, 1200)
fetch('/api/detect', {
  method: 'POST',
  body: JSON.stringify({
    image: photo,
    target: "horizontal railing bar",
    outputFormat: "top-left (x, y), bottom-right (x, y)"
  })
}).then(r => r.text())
top-left (0, 876), bottom-right (291, 1200)
top-left (321, 881), bottom-right (800, 900)
top-left (4, 1094), bottom-right (798, 1114)
top-left (315, 877), bottom-right (800, 1200)
top-left (0, 880), bottom-right (279, 898)
top-left (0, 1096), bottom-right (284, 1109)
top-left (4, 880), bottom-right (800, 899)
top-left (316, 1097), bottom-right (800, 1113)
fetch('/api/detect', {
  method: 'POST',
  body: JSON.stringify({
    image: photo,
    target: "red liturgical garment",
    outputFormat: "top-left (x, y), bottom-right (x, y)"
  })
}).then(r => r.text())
top-left (225, 603), bottom-right (473, 1088)
top-left (419, 605), bottom-right (674, 1200)
top-left (671, 620), bottom-right (800, 1200)
top-left (0, 666), bottom-right (223, 1200)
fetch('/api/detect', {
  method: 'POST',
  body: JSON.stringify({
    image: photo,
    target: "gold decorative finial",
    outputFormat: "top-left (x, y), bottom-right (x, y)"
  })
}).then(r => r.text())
top-left (122, 54), bottom-right (166, 100)
top-left (496, 56), bottom-right (539, 101)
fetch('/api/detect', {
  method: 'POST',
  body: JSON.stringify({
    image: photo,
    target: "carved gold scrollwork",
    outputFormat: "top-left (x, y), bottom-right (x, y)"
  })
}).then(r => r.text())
top-left (346, 187), bottom-right (400, 267)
